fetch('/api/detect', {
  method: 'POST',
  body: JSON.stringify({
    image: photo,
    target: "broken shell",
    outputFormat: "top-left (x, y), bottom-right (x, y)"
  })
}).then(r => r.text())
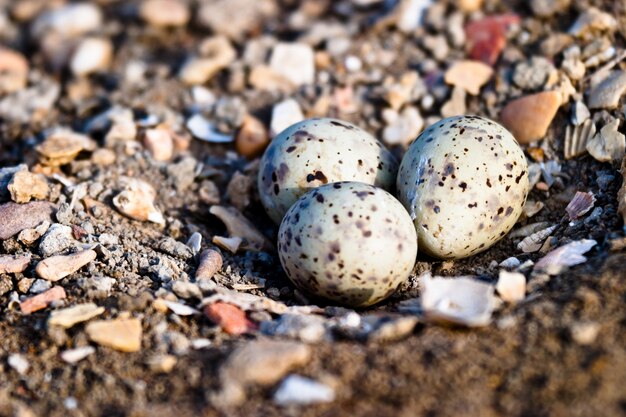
top-left (522, 200), bottom-right (544, 218)
top-left (587, 70), bottom-right (626, 109)
top-left (564, 119), bottom-right (595, 159)
top-left (565, 191), bottom-right (596, 220)
top-left (568, 7), bottom-right (617, 38)
top-left (496, 270), bottom-right (526, 303)
top-left (209, 205), bottom-right (273, 251)
top-left (112, 178), bottom-right (164, 224)
top-left (420, 272), bottom-right (497, 327)
top-left (212, 236), bottom-right (242, 254)
top-left (533, 239), bottom-right (597, 275)
top-left (586, 118), bottom-right (626, 162)
top-left (516, 224), bottom-right (558, 253)
top-left (48, 303), bottom-right (105, 328)
top-left (36, 131), bottom-right (97, 166)
top-left (444, 60), bottom-right (494, 95)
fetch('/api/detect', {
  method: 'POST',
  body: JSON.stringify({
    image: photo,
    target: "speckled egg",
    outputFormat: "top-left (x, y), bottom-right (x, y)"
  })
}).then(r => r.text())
top-left (258, 118), bottom-right (398, 224)
top-left (278, 182), bottom-right (417, 307)
top-left (396, 116), bottom-right (529, 259)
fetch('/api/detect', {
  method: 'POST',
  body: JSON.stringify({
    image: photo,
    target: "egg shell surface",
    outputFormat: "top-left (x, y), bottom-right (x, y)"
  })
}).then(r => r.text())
top-left (396, 116), bottom-right (529, 259)
top-left (258, 118), bottom-right (398, 224)
top-left (278, 181), bottom-right (417, 307)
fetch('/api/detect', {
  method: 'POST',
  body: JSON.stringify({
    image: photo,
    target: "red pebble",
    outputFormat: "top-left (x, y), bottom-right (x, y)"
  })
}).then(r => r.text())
top-left (465, 14), bottom-right (520, 66)
top-left (204, 302), bottom-right (257, 335)
top-left (20, 286), bottom-right (66, 315)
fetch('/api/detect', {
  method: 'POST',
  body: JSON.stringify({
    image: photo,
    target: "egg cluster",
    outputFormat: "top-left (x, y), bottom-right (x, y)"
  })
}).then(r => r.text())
top-left (258, 116), bottom-right (529, 307)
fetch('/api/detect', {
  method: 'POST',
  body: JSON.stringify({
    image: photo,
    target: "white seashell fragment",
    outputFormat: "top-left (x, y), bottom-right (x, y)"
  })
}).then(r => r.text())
top-left (517, 224), bottom-right (558, 253)
top-left (60, 346), bottom-right (96, 364)
top-left (565, 191), bottom-right (596, 220)
top-left (586, 119), bottom-right (626, 162)
top-left (564, 119), bottom-right (595, 159)
top-left (522, 200), bottom-right (544, 218)
top-left (499, 257), bottom-right (521, 269)
top-left (533, 239), bottom-right (597, 275)
top-left (212, 236), bottom-right (242, 253)
top-left (209, 205), bottom-right (273, 251)
top-left (510, 222), bottom-right (551, 239)
top-left (186, 114), bottom-right (233, 143)
top-left (496, 270), bottom-right (526, 303)
top-left (112, 178), bottom-right (164, 225)
top-left (163, 300), bottom-right (200, 316)
top-left (420, 272), bottom-right (496, 327)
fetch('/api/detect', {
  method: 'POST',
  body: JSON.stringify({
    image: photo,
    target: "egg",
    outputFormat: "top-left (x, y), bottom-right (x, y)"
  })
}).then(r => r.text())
top-left (258, 118), bottom-right (398, 224)
top-left (396, 116), bottom-right (529, 259)
top-left (278, 181), bottom-right (417, 307)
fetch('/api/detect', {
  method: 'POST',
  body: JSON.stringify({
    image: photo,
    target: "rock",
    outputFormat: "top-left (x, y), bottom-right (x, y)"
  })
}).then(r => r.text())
top-left (562, 57), bottom-right (585, 81)
top-left (85, 318), bottom-right (142, 352)
top-left (197, 0), bottom-right (276, 41)
top-left (179, 36), bottom-right (236, 85)
top-left (7, 171), bottom-right (49, 203)
top-left (269, 43), bottom-right (315, 87)
top-left (212, 236), bottom-right (242, 254)
top-left (113, 178), bottom-right (164, 225)
top-left (209, 205), bottom-right (274, 251)
top-left (0, 164), bottom-right (27, 200)
top-left (49, 303), bottom-right (105, 328)
top-left (143, 126), bottom-right (174, 161)
top-left (147, 354), bottom-right (178, 373)
top-left (367, 315), bottom-right (419, 342)
top-left (273, 375), bottom-right (335, 406)
top-left (422, 35), bottom-right (449, 61)
top-left (0, 47), bottom-right (29, 94)
top-left (457, 0), bottom-right (482, 12)
top-left (38, 224), bottom-right (75, 257)
top-left (17, 221), bottom-right (51, 246)
top-left (218, 340), bottom-right (312, 406)
top-left (587, 70), bottom-right (626, 110)
top-left (8, 354), bottom-right (29, 375)
top-left (70, 37), bottom-right (113, 76)
top-left (195, 249), bottom-right (223, 281)
top-left (157, 237), bottom-right (193, 260)
top-left (204, 302), bottom-right (256, 335)
top-left (500, 91), bottom-right (562, 144)
top-left (568, 7), bottom-right (617, 37)
top-left (91, 148), bottom-right (116, 166)
top-left (36, 131), bottom-right (96, 167)
top-left (0, 201), bottom-right (56, 240)
top-left (29, 278), bottom-right (50, 294)
top-left (104, 107), bottom-right (137, 145)
top-left (530, 0), bottom-right (570, 17)
top-left (270, 99), bottom-right (304, 137)
top-left (235, 115), bottom-right (269, 159)
top-left (0, 254), bottom-right (31, 274)
top-left (32, 3), bottom-right (103, 38)
top-left (36, 250), bottom-right (97, 282)
top-left (512, 56), bottom-right (556, 90)
top-left (570, 322), bottom-right (600, 345)
top-left (139, 0), bottom-right (190, 27)
top-left (586, 119), bottom-right (626, 162)
top-left (226, 172), bottom-right (252, 211)
top-left (441, 86), bottom-right (466, 118)
top-left (171, 281), bottom-right (202, 299)
top-left (395, 0), bottom-right (432, 33)
top-left (20, 286), bottom-right (66, 314)
top-left (261, 314), bottom-right (327, 343)
top-left (444, 60), bottom-right (493, 95)
top-left (465, 14), bottom-right (520, 65)
top-left (571, 101), bottom-right (591, 126)
top-left (382, 106), bottom-right (424, 146)
top-left (496, 270), bottom-right (526, 303)
top-left (60, 346), bottom-right (95, 363)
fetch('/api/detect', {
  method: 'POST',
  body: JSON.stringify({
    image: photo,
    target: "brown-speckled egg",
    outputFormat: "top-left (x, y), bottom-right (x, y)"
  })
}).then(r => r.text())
top-left (278, 182), bottom-right (417, 307)
top-left (258, 118), bottom-right (398, 224)
top-left (396, 116), bottom-right (529, 259)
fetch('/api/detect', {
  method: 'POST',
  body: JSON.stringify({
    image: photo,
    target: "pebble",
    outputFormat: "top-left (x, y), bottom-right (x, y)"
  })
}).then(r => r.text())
top-left (0, 164), bottom-right (27, 199)
top-left (496, 270), bottom-right (526, 303)
top-left (512, 56), bottom-right (556, 90)
top-left (32, 3), bottom-right (103, 38)
top-left (269, 43), bottom-right (315, 87)
top-left (586, 119), bottom-right (625, 162)
top-left (139, 0), bottom-right (190, 28)
top-left (500, 91), bottom-right (562, 144)
top-left (235, 115), bottom-right (269, 159)
top-left (209, 205), bottom-right (273, 251)
top-left (198, 0), bottom-right (276, 41)
top-left (273, 375), bottom-right (335, 406)
top-left (7, 171), bottom-right (49, 203)
top-left (113, 178), bottom-right (165, 225)
top-left (226, 172), bottom-right (253, 211)
top-left (179, 36), bottom-right (236, 85)
top-left (60, 346), bottom-right (95, 364)
top-left (457, 0), bottom-right (482, 12)
top-left (571, 322), bottom-right (600, 345)
top-left (571, 101), bottom-right (590, 125)
top-left (270, 99), bottom-right (304, 137)
top-left (158, 237), bottom-right (193, 260)
top-left (568, 7), bottom-right (617, 37)
top-left (48, 303), bottom-right (104, 329)
top-left (36, 250), bottom-right (97, 282)
top-left (395, 0), bottom-right (432, 33)
top-left (218, 340), bottom-right (312, 406)
top-left (261, 314), bottom-right (327, 343)
top-left (186, 232), bottom-right (202, 255)
top-left (143, 126), bottom-right (174, 161)
top-left (36, 131), bottom-right (96, 167)
top-left (38, 224), bottom-right (75, 257)
top-left (29, 279), bottom-right (51, 294)
top-left (465, 14), bottom-right (520, 66)
top-left (0, 253), bottom-right (31, 274)
top-left (587, 70), bottom-right (626, 110)
top-left (444, 60), bottom-right (493, 95)
top-left (171, 281), bottom-right (202, 299)
top-left (530, 0), bottom-right (570, 17)
top-left (0, 47), bottom-right (29, 94)
top-left (20, 286), bottom-right (66, 314)
top-left (91, 148), bottom-right (116, 166)
top-left (0, 201), bottom-right (56, 240)
top-left (85, 318), bottom-right (142, 352)
top-left (70, 37), bottom-right (113, 76)
top-left (8, 353), bottom-right (29, 375)
top-left (18, 221), bottom-right (51, 246)
top-left (204, 302), bottom-right (256, 335)
top-left (562, 57), bottom-right (585, 80)
top-left (382, 106), bottom-right (424, 146)
top-left (147, 354), bottom-right (178, 373)
top-left (441, 86), bottom-right (467, 118)
top-left (195, 249), bottom-right (223, 281)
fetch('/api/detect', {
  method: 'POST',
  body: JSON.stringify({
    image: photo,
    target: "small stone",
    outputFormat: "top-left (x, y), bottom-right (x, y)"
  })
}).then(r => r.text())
top-left (496, 270), bottom-right (526, 303)
top-left (586, 119), bottom-right (626, 162)
top-left (0, 201), bottom-right (56, 240)
top-left (20, 286), bottom-right (66, 314)
top-left (60, 346), bottom-right (95, 363)
top-left (0, 164), bottom-right (27, 200)
top-left (382, 106), bottom-right (424, 146)
top-left (36, 131), bottom-right (96, 167)
top-left (172, 281), bottom-right (202, 299)
top-left (85, 318), bottom-right (142, 352)
top-left (204, 302), bottom-right (256, 335)
top-left (209, 205), bottom-right (273, 251)
top-left (70, 37), bottom-right (113, 77)
top-left (457, 0), bottom-right (482, 12)
top-left (113, 178), bottom-right (164, 225)
top-left (49, 303), bottom-right (105, 328)
top-left (235, 115), bottom-right (269, 159)
top-left (444, 60), bottom-right (493, 95)
top-left (0, 253), bottom-right (31, 274)
top-left (512, 56), bottom-right (556, 90)
top-left (571, 101), bottom-right (591, 126)
top-left (441, 86), bottom-right (466, 118)
top-left (570, 322), bottom-right (600, 345)
top-left (395, 0), bottom-right (432, 33)
top-left (0, 47), bottom-right (29, 94)
top-left (199, 180), bottom-right (221, 205)
top-left (270, 99), bottom-right (304, 138)
top-left (196, 249), bottom-right (223, 281)
top-left (465, 14), bottom-right (520, 65)
top-left (8, 354), bottom-right (29, 375)
top-left (147, 354), bottom-right (178, 373)
top-left (143, 126), bottom-right (174, 162)
top-left (7, 171), bottom-right (49, 203)
top-left (91, 148), bottom-right (116, 166)
top-left (139, 0), bottom-right (189, 27)
top-left (562, 58), bottom-right (586, 80)
top-left (274, 375), bottom-right (335, 406)
top-left (500, 91), bottom-right (562, 144)
top-left (368, 315), bottom-right (419, 342)
top-left (38, 224), bottom-right (75, 257)
top-left (269, 43), bottom-right (315, 87)
top-left (30, 279), bottom-right (52, 295)
top-left (198, 0), bottom-right (276, 41)
top-left (530, 0), bottom-right (570, 17)
top-left (422, 35), bottom-right (449, 62)
top-left (568, 7), bottom-right (617, 37)
top-left (36, 250), bottom-right (97, 282)
top-left (587, 70), bottom-right (626, 110)
top-left (158, 237), bottom-right (193, 260)
top-left (213, 236), bottom-right (243, 253)
top-left (179, 36), bottom-right (236, 85)
top-left (17, 221), bottom-right (51, 246)
top-left (226, 172), bottom-right (252, 211)
top-left (261, 314), bottom-right (327, 343)
top-left (32, 3), bottom-right (103, 38)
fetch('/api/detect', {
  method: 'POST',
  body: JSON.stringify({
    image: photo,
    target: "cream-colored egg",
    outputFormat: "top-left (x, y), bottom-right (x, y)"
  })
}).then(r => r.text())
top-left (397, 116), bottom-right (529, 259)
top-left (258, 118), bottom-right (398, 224)
top-left (278, 182), bottom-right (417, 307)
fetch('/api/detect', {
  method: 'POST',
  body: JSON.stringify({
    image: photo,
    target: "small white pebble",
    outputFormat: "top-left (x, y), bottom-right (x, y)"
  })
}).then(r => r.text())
top-left (8, 353), bottom-right (29, 375)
